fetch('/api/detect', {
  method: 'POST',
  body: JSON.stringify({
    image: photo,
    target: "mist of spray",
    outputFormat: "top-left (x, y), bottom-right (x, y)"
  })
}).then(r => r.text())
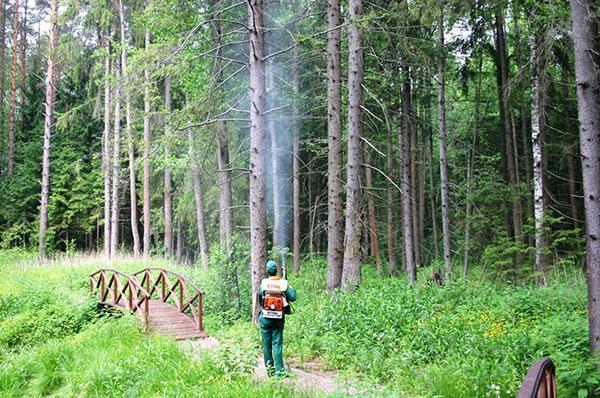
top-left (264, 0), bottom-right (296, 253)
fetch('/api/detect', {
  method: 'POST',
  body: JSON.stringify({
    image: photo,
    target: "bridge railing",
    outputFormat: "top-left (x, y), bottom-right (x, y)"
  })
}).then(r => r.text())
top-left (518, 357), bottom-right (557, 398)
top-left (132, 268), bottom-right (204, 331)
top-left (89, 269), bottom-right (152, 329)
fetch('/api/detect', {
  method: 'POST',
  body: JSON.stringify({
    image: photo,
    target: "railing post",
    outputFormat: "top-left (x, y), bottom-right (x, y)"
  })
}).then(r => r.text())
top-left (161, 271), bottom-right (166, 301)
top-left (179, 278), bottom-right (184, 311)
top-left (128, 281), bottom-right (133, 309)
top-left (198, 292), bottom-right (203, 331)
top-left (143, 296), bottom-right (149, 332)
top-left (146, 271), bottom-right (150, 295)
top-left (112, 275), bottom-right (118, 304)
top-left (100, 273), bottom-right (105, 301)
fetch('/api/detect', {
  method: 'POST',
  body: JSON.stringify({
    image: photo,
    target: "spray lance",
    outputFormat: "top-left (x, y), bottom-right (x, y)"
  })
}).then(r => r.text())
top-left (280, 247), bottom-right (289, 280)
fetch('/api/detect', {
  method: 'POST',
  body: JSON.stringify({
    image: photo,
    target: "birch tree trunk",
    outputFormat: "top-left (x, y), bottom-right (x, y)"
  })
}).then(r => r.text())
top-left (530, 26), bottom-right (547, 287)
top-left (326, 0), bottom-right (344, 293)
top-left (143, 28), bottom-right (152, 259)
top-left (569, 0), bottom-right (600, 357)
top-left (102, 35), bottom-right (111, 258)
top-left (7, 0), bottom-right (19, 176)
top-left (163, 76), bottom-right (173, 257)
top-left (188, 130), bottom-right (209, 271)
top-left (341, 0), bottom-right (364, 292)
top-left (292, 44), bottom-right (301, 274)
top-left (410, 99), bottom-right (420, 266)
top-left (425, 75), bottom-right (439, 258)
top-left (110, 50), bottom-right (122, 259)
top-left (437, 7), bottom-right (452, 278)
top-left (38, 0), bottom-right (59, 260)
top-left (401, 71), bottom-right (415, 282)
top-left (118, 0), bottom-right (140, 258)
top-left (248, 0), bottom-right (267, 320)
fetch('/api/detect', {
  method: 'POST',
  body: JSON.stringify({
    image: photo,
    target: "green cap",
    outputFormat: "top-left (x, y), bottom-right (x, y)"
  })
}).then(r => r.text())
top-left (266, 260), bottom-right (278, 276)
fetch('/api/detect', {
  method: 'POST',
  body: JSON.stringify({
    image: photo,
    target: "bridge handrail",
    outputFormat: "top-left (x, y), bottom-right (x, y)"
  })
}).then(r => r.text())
top-left (518, 357), bottom-right (557, 398)
top-left (89, 269), bottom-right (151, 328)
top-left (132, 268), bottom-right (204, 331)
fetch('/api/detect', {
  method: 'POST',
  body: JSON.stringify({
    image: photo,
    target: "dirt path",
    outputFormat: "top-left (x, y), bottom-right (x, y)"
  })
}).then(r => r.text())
top-left (254, 356), bottom-right (358, 396)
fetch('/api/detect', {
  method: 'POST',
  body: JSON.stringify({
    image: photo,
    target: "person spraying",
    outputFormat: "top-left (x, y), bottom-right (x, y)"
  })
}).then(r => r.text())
top-left (258, 259), bottom-right (297, 377)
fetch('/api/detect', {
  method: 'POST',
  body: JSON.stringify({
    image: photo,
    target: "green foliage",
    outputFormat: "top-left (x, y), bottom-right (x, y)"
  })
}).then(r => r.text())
top-left (285, 259), bottom-right (596, 398)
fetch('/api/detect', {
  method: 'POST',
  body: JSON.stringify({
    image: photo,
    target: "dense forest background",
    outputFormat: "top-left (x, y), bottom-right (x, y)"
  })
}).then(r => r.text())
top-left (0, 0), bottom-right (590, 280)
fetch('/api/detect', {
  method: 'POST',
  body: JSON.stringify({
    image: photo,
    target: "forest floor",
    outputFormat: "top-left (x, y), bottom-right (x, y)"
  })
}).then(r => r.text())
top-left (253, 356), bottom-right (358, 396)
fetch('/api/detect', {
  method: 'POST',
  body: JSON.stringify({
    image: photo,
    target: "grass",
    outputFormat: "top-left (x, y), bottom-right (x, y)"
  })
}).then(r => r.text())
top-left (0, 249), bottom-right (597, 397)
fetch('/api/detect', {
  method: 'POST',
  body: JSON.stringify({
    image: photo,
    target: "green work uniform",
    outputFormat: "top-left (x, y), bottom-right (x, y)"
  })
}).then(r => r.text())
top-left (258, 276), bottom-right (297, 376)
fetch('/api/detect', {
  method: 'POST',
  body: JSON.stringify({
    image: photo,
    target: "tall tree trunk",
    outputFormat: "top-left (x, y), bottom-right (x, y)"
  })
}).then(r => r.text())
top-left (110, 47), bottom-right (122, 259)
top-left (530, 24), bottom-right (547, 286)
top-left (418, 143), bottom-right (426, 266)
top-left (18, 0), bottom-right (27, 113)
top-left (163, 76), bottom-right (173, 257)
top-left (7, 0), bottom-right (19, 176)
top-left (569, 0), bottom-right (600, 358)
top-left (410, 95), bottom-right (420, 267)
top-left (176, 220), bottom-right (183, 262)
top-left (118, 0), bottom-right (140, 258)
top-left (494, 8), bottom-right (524, 264)
top-left (143, 28), bottom-right (151, 259)
top-left (341, 0), bottom-right (363, 292)
top-left (102, 34), bottom-right (111, 258)
top-left (426, 75), bottom-right (440, 258)
top-left (188, 130), bottom-right (209, 271)
top-left (38, 0), bottom-right (59, 260)
top-left (326, 0), bottom-right (344, 293)
top-left (514, 13), bottom-right (533, 245)
top-left (248, 0), bottom-right (267, 320)
top-left (561, 49), bottom-right (579, 230)
top-left (464, 53), bottom-right (482, 277)
top-left (386, 108), bottom-right (397, 275)
top-left (0, 0), bottom-right (6, 163)
top-left (292, 44), bottom-right (301, 274)
top-left (401, 70), bottom-right (415, 283)
top-left (365, 151), bottom-right (381, 271)
top-left (437, 7), bottom-right (452, 278)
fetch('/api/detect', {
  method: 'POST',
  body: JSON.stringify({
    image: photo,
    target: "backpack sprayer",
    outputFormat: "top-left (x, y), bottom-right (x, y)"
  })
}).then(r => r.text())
top-left (280, 247), bottom-right (289, 280)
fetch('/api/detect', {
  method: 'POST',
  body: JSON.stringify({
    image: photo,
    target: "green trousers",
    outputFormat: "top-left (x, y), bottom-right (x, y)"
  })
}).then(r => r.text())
top-left (260, 326), bottom-right (284, 375)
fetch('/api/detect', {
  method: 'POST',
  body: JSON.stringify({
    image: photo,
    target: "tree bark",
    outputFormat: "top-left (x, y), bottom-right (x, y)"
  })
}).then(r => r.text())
top-left (437, 7), bottom-right (452, 278)
top-left (530, 23), bottom-right (547, 286)
top-left (142, 28), bottom-right (152, 259)
top-left (292, 43), bottom-right (301, 274)
top-left (326, 0), bottom-right (344, 293)
top-left (188, 130), bottom-right (209, 271)
top-left (102, 34), bottom-right (111, 258)
top-left (569, 0), bottom-right (600, 358)
top-left (401, 70), bottom-right (415, 283)
top-left (341, 0), bottom-right (364, 292)
top-left (425, 75), bottom-right (439, 259)
top-left (118, 0), bottom-right (140, 258)
top-left (18, 0), bottom-right (27, 113)
top-left (164, 76), bottom-right (173, 257)
top-left (386, 108), bottom-right (397, 275)
top-left (110, 46), bottom-right (123, 259)
top-left (248, 0), bottom-right (267, 320)
top-left (7, 0), bottom-right (19, 176)
top-left (365, 151), bottom-right (381, 271)
top-left (561, 48), bottom-right (579, 230)
top-left (464, 53), bottom-right (482, 277)
top-left (0, 0), bottom-right (6, 166)
top-left (410, 96), bottom-right (420, 267)
top-left (38, 0), bottom-right (59, 260)
top-left (176, 220), bottom-right (183, 262)
top-left (494, 8), bottom-right (523, 263)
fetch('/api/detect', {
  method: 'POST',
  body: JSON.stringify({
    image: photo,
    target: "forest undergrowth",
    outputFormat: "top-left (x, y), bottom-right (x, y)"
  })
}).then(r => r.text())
top-left (0, 249), bottom-right (596, 398)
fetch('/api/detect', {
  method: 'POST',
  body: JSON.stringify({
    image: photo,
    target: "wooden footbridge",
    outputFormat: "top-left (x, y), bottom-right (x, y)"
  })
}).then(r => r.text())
top-left (89, 268), bottom-right (208, 340)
